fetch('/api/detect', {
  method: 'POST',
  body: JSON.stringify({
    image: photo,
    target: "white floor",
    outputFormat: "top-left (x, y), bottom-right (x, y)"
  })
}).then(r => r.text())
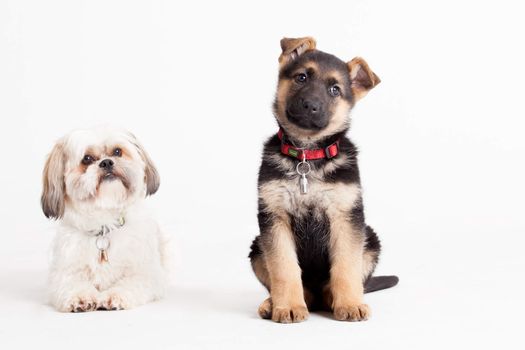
top-left (1, 210), bottom-right (523, 350)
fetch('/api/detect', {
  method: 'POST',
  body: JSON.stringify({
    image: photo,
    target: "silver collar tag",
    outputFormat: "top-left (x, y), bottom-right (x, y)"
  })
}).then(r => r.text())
top-left (296, 154), bottom-right (311, 195)
top-left (95, 216), bottom-right (125, 263)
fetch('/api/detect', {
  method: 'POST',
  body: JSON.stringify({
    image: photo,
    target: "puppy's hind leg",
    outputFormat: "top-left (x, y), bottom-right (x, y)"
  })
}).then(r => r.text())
top-left (250, 249), bottom-right (273, 319)
top-left (362, 225), bottom-right (399, 293)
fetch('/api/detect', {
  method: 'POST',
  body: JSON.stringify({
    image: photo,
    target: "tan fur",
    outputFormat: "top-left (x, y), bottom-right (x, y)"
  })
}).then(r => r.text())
top-left (258, 297), bottom-right (272, 319)
top-left (41, 141), bottom-right (66, 219)
top-left (274, 77), bottom-right (352, 145)
top-left (363, 249), bottom-right (379, 278)
top-left (83, 146), bottom-right (101, 159)
top-left (258, 175), bottom-right (362, 323)
top-left (279, 37), bottom-right (317, 66)
top-left (251, 255), bottom-right (270, 289)
top-left (327, 210), bottom-right (369, 321)
top-left (262, 215), bottom-right (309, 323)
top-left (127, 133), bottom-right (160, 195)
top-left (259, 178), bottom-right (361, 218)
top-left (327, 70), bottom-right (346, 84)
top-left (256, 290), bottom-right (315, 320)
top-left (348, 57), bottom-right (381, 101)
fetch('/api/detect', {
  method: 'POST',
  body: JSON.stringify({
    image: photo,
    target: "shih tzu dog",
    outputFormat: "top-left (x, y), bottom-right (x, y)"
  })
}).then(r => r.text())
top-left (41, 127), bottom-right (168, 312)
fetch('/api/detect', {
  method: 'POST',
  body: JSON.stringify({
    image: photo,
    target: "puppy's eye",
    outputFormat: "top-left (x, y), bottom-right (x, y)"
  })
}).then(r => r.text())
top-left (329, 85), bottom-right (341, 97)
top-left (82, 155), bottom-right (94, 165)
top-left (295, 73), bottom-right (307, 83)
top-left (113, 148), bottom-right (122, 157)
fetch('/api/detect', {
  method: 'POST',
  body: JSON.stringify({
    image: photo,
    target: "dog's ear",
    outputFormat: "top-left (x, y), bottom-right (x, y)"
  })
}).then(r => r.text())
top-left (347, 57), bottom-right (381, 101)
top-left (41, 141), bottom-right (66, 219)
top-left (279, 37), bottom-right (317, 66)
top-left (129, 133), bottom-right (160, 196)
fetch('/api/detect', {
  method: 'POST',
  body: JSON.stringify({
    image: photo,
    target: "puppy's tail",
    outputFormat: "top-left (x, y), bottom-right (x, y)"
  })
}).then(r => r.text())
top-left (364, 275), bottom-right (399, 293)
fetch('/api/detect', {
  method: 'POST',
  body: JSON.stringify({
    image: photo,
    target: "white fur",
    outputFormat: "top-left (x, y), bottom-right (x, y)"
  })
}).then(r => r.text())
top-left (45, 127), bottom-right (168, 312)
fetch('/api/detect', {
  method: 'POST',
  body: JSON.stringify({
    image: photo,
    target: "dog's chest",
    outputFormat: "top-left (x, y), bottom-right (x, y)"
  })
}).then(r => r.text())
top-left (259, 174), bottom-right (361, 216)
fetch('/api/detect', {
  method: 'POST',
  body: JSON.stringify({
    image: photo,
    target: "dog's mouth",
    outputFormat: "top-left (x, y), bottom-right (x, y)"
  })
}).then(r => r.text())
top-left (98, 170), bottom-right (131, 190)
top-left (99, 171), bottom-right (122, 183)
top-left (102, 172), bottom-right (117, 181)
top-left (286, 110), bottom-right (327, 130)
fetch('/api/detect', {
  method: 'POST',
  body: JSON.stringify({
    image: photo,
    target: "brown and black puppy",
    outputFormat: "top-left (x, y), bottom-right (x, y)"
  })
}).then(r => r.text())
top-left (249, 37), bottom-right (398, 323)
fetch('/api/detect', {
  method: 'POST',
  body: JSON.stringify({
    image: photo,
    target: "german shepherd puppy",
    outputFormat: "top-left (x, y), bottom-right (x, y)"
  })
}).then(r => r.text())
top-left (249, 37), bottom-right (398, 323)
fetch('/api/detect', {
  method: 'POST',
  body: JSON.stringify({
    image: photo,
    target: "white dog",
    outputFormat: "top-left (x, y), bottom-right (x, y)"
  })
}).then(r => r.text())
top-left (41, 127), bottom-right (168, 312)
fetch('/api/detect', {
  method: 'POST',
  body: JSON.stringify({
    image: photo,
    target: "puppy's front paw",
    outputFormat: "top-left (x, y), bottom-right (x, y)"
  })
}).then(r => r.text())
top-left (97, 290), bottom-right (131, 311)
top-left (271, 304), bottom-right (309, 323)
top-left (333, 303), bottom-right (370, 321)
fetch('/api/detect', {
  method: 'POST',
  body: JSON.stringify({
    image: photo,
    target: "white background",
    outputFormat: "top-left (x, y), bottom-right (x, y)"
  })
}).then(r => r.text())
top-left (1, 0), bottom-right (524, 349)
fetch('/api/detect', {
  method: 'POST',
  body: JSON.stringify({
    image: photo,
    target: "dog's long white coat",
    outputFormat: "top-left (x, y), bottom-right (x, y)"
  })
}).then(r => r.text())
top-left (49, 202), bottom-right (168, 311)
top-left (43, 127), bottom-right (168, 312)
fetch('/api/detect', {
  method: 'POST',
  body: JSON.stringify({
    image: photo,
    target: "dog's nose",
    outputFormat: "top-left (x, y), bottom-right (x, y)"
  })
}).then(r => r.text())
top-left (99, 159), bottom-right (114, 170)
top-left (302, 99), bottom-right (321, 114)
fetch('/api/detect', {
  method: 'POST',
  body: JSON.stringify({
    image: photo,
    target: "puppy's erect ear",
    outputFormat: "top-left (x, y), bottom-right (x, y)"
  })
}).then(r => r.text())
top-left (348, 57), bottom-right (381, 101)
top-left (279, 37), bottom-right (317, 66)
top-left (129, 133), bottom-right (160, 196)
top-left (41, 141), bottom-right (66, 219)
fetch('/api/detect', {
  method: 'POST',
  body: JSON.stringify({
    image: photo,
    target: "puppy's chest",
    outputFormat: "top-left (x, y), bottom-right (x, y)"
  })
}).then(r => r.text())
top-left (259, 171), bottom-right (361, 216)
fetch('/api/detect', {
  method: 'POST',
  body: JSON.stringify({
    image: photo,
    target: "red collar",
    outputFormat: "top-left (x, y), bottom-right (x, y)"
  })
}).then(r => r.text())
top-left (277, 129), bottom-right (340, 160)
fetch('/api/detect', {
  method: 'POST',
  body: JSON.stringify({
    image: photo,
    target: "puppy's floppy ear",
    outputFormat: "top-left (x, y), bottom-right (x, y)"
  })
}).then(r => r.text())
top-left (279, 37), bottom-right (317, 66)
top-left (41, 141), bottom-right (66, 219)
top-left (129, 133), bottom-right (160, 196)
top-left (348, 57), bottom-right (381, 101)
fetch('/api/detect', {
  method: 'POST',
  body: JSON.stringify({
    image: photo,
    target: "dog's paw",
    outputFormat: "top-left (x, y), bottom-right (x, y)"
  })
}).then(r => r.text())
top-left (97, 293), bottom-right (127, 311)
top-left (333, 303), bottom-right (370, 321)
top-left (97, 291), bottom-right (131, 311)
top-left (271, 304), bottom-right (309, 323)
top-left (59, 293), bottom-right (98, 313)
top-left (258, 298), bottom-right (273, 319)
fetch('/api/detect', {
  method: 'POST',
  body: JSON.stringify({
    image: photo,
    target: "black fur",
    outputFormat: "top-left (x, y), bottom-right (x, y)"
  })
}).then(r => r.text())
top-left (250, 132), bottom-right (397, 304)
top-left (280, 51), bottom-right (354, 104)
top-left (257, 132), bottom-right (361, 185)
top-left (249, 40), bottom-right (397, 320)
top-left (290, 208), bottom-right (331, 298)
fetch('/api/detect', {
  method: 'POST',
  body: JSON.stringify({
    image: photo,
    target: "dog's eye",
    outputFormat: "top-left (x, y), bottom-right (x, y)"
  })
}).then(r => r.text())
top-left (113, 148), bottom-right (122, 157)
top-left (329, 85), bottom-right (341, 97)
top-left (295, 73), bottom-right (307, 83)
top-left (82, 155), bottom-right (94, 165)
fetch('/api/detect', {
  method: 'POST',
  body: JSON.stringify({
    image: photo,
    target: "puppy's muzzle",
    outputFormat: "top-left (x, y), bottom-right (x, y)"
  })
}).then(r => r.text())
top-left (287, 97), bottom-right (328, 130)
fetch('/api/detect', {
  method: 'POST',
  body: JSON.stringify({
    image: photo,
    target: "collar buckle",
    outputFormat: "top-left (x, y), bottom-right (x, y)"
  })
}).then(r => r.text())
top-left (324, 143), bottom-right (339, 159)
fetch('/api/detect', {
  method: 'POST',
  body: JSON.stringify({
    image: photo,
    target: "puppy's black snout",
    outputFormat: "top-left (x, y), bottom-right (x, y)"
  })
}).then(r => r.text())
top-left (301, 98), bottom-right (320, 114)
top-left (99, 159), bottom-right (114, 170)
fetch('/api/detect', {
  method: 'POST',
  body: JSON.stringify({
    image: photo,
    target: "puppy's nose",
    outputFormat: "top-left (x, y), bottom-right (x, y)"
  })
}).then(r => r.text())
top-left (99, 159), bottom-right (114, 170)
top-left (302, 99), bottom-right (321, 114)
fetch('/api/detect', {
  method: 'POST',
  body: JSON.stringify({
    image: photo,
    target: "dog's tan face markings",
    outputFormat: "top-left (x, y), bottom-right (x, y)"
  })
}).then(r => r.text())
top-left (274, 37), bottom-right (380, 143)
top-left (348, 57), bottom-right (381, 101)
top-left (41, 141), bottom-right (66, 219)
top-left (278, 36), bottom-right (317, 67)
top-left (275, 62), bottom-right (352, 143)
top-left (73, 144), bottom-right (133, 193)
top-left (41, 129), bottom-right (160, 219)
top-left (127, 133), bottom-right (160, 196)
